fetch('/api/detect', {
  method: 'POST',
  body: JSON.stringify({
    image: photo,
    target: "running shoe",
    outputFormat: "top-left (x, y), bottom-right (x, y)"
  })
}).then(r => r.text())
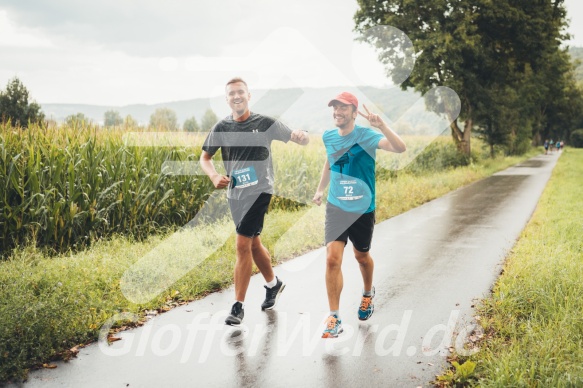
top-left (358, 287), bottom-right (375, 321)
top-left (261, 277), bottom-right (285, 311)
top-left (225, 301), bottom-right (244, 326)
top-left (322, 315), bottom-right (343, 338)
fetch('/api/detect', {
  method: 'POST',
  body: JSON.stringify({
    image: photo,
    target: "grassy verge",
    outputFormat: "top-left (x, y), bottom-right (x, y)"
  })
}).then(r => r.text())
top-left (0, 146), bottom-right (539, 383)
top-left (436, 148), bottom-right (583, 387)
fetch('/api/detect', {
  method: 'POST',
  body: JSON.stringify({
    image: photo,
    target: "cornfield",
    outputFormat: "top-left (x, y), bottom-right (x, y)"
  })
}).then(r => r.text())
top-left (1, 121), bottom-right (466, 257)
top-left (0, 123), bottom-right (215, 255)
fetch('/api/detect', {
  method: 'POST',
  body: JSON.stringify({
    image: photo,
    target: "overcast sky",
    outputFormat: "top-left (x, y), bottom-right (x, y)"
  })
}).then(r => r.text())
top-left (0, 0), bottom-right (582, 106)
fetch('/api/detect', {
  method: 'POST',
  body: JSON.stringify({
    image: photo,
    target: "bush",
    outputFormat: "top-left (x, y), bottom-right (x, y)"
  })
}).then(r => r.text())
top-left (404, 140), bottom-right (478, 174)
top-left (570, 129), bottom-right (583, 148)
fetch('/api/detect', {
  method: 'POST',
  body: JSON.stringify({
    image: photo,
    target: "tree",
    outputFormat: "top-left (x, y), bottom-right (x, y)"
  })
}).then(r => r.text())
top-left (0, 77), bottom-right (44, 128)
top-left (571, 129), bottom-right (583, 147)
top-left (183, 116), bottom-right (200, 132)
top-left (354, 0), bottom-right (570, 157)
top-left (149, 107), bottom-right (178, 131)
top-left (533, 49), bottom-right (583, 143)
top-left (200, 109), bottom-right (218, 132)
top-left (104, 110), bottom-right (123, 126)
top-left (355, 1), bottom-right (481, 156)
top-left (475, 85), bottom-right (514, 158)
top-left (571, 47), bottom-right (583, 84)
top-left (64, 113), bottom-right (90, 127)
top-left (123, 114), bottom-right (138, 128)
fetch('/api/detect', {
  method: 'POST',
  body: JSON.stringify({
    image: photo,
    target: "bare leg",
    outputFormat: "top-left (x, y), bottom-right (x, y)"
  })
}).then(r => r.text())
top-left (251, 236), bottom-right (275, 283)
top-left (354, 248), bottom-right (374, 292)
top-left (234, 234), bottom-right (254, 302)
top-left (326, 241), bottom-right (345, 311)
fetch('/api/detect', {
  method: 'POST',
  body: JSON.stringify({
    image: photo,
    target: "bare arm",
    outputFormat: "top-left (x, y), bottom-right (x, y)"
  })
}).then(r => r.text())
top-left (377, 124), bottom-right (406, 153)
top-left (199, 151), bottom-right (230, 189)
top-left (312, 159), bottom-right (330, 206)
top-left (358, 105), bottom-right (406, 153)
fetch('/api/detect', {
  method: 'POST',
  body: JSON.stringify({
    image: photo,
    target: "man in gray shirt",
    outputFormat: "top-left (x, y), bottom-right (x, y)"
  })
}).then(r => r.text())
top-left (200, 77), bottom-right (309, 325)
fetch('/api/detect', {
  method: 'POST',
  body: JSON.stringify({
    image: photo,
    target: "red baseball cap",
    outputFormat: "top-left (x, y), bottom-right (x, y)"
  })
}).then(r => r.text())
top-left (328, 92), bottom-right (358, 109)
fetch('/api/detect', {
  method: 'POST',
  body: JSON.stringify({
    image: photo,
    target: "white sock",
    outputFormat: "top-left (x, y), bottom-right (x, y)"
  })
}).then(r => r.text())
top-left (266, 277), bottom-right (278, 288)
top-left (330, 310), bottom-right (340, 319)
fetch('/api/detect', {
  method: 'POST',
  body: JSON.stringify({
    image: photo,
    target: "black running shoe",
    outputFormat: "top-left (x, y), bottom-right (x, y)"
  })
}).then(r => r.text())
top-left (261, 277), bottom-right (285, 311)
top-left (225, 302), bottom-right (244, 326)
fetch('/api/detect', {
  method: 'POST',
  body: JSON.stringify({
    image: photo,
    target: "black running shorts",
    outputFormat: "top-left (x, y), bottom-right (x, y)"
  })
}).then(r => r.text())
top-left (325, 203), bottom-right (375, 252)
top-left (228, 193), bottom-right (272, 238)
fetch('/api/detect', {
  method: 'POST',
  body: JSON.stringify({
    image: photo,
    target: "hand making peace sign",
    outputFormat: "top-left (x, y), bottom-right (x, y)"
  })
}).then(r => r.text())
top-left (357, 104), bottom-right (385, 129)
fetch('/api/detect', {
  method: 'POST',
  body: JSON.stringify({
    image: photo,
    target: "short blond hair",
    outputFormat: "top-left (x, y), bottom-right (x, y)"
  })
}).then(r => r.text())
top-left (225, 77), bottom-right (248, 89)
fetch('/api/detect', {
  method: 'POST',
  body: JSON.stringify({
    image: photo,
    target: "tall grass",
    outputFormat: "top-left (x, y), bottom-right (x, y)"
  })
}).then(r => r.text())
top-left (1, 123), bottom-right (213, 255)
top-left (448, 148), bottom-right (583, 386)
top-left (271, 136), bottom-right (326, 208)
top-left (2, 118), bottom-right (509, 258)
top-left (1, 123), bottom-right (338, 255)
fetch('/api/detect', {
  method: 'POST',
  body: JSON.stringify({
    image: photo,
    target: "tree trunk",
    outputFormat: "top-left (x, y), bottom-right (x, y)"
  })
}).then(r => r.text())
top-left (450, 118), bottom-right (472, 157)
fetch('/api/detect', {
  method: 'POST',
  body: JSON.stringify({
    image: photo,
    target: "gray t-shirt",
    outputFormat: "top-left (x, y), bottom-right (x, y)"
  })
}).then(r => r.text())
top-left (202, 112), bottom-right (292, 199)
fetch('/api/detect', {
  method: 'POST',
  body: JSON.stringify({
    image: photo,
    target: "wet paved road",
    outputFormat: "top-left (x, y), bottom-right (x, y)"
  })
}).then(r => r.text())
top-left (17, 153), bottom-right (559, 388)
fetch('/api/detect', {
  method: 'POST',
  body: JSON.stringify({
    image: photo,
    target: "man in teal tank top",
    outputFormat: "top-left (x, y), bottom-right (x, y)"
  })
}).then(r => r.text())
top-left (312, 92), bottom-right (406, 338)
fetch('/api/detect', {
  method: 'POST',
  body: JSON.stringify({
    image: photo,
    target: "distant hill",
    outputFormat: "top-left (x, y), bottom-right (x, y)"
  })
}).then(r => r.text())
top-left (41, 86), bottom-right (424, 133)
top-left (570, 46), bottom-right (583, 83)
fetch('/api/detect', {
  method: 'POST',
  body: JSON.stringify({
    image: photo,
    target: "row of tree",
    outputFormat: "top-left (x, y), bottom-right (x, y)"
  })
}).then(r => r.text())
top-left (101, 107), bottom-right (219, 132)
top-left (355, 0), bottom-right (583, 156)
top-left (62, 106), bottom-right (220, 131)
top-left (63, 107), bottom-right (219, 131)
top-left (0, 77), bottom-right (220, 132)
